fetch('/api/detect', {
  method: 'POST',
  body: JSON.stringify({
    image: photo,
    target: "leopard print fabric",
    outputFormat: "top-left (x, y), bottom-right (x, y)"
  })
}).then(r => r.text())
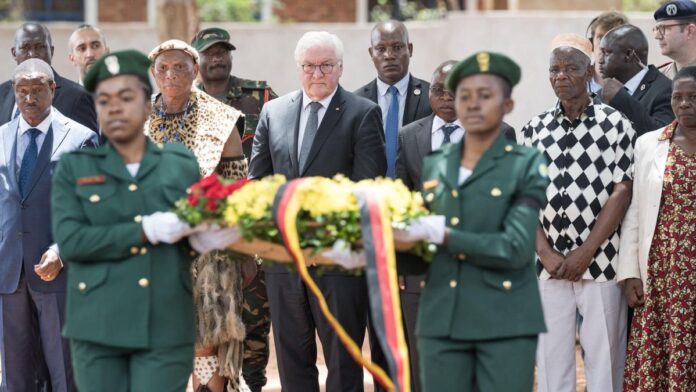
top-left (217, 157), bottom-right (248, 181)
top-left (145, 87), bottom-right (245, 177)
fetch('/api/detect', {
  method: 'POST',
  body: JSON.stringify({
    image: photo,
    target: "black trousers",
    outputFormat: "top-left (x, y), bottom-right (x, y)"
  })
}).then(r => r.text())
top-left (266, 269), bottom-right (368, 392)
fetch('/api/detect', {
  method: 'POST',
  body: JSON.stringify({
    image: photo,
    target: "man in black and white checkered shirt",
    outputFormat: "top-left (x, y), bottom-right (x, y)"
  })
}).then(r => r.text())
top-left (519, 33), bottom-right (635, 392)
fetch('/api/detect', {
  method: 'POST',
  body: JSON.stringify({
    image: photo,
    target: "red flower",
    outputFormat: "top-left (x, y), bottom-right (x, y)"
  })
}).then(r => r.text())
top-left (187, 194), bottom-right (199, 206)
top-left (199, 174), bottom-right (220, 189)
top-left (225, 178), bottom-right (250, 194)
top-left (203, 182), bottom-right (225, 200)
top-left (204, 198), bottom-right (218, 212)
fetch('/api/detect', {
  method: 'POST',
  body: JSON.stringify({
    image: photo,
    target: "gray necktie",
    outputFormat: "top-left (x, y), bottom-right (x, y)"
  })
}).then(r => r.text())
top-left (299, 102), bottom-right (322, 171)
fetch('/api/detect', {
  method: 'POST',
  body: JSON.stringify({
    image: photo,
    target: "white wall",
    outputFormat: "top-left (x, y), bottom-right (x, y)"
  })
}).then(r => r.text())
top-left (0, 11), bottom-right (667, 129)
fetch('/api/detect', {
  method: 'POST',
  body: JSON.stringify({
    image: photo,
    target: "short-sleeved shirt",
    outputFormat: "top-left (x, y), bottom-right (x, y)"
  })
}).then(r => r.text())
top-left (519, 101), bottom-right (635, 282)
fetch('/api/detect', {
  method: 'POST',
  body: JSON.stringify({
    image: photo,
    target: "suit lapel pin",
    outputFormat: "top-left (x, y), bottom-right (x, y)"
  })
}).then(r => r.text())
top-left (640, 84), bottom-right (645, 91)
top-left (335, 107), bottom-right (340, 111)
top-left (414, 88), bottom-right (421, 96)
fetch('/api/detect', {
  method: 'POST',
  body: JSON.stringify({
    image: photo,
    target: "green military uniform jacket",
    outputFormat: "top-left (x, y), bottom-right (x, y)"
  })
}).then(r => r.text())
top-left (51, 139), bottom-right (200, 348)
top-left (416, 135), bottom-right (548, 341)
top-left (197, 75), bottom-right (277, 157)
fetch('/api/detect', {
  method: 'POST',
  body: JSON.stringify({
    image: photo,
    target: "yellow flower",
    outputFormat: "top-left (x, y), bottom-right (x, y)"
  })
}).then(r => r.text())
top-left (224, 175), bottom-right (286, 225)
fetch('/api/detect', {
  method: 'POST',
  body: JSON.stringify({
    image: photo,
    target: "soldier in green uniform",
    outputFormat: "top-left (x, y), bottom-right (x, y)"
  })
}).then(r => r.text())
top-left (192, 27), bottom-right (278, 158)
top-left (191, 27), bottom-right (275, 392)
top-left (394, 52), bottom-right (548, 391)
top-left (51, 50), bottom-right (201, 392)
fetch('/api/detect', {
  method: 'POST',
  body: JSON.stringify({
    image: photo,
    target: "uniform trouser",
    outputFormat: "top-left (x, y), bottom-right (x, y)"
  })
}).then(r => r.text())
top-left (536, 279), bottom-right (627, 392)
top-left (418, 334), bottom-right (537, 392)
top-left (266, 270), bottom-right (368, 392)
top-left (70, 339), bottom-right (193, 392)
top-left (241, 269), bottom-right (271, 392)
top-left (1, 274), bottom-right (75, 392)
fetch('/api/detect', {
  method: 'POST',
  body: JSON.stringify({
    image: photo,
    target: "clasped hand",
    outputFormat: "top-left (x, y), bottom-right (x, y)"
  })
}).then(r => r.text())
top-left (392, 215), bottom-right (446, 245)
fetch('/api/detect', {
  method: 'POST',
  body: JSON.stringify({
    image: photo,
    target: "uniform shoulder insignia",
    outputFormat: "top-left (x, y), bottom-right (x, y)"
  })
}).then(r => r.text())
top-left (423, 179), bottom-right (439, 190)
top-left (241, 79), bottom-right (267, 90)
top-left (657, 61), bottom-right (672, 70)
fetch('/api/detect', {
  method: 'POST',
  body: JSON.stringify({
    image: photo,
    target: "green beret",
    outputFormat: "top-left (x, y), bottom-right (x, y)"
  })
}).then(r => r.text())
top-left (446, 51), bottom-right (521, 93)
top-left (83, 49), bottom-right (151, 93)
top-left (191, 27), bottom-right (236, 53)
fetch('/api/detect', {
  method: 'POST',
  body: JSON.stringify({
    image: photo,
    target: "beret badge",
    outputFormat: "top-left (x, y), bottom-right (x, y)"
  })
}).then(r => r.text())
top-left (105, 55), bottom-right (120, 75)
top-left (476, 52), bottom-right (490, 72)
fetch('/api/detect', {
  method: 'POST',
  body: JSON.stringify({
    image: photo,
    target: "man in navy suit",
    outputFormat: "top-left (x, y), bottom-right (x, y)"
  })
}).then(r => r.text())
top-left (0, 22), bottom-right (98, 133)
top-left (249, 31), bottom-right (385, 392)
top-left (0, 59), bottom-right (98, 392)
top-left (355, 20), bottom-right (432, 178)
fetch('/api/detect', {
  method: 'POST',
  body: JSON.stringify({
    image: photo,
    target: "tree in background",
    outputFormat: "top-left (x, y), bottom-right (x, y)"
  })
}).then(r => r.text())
top-left (156, 0), bottom-right (200, 42)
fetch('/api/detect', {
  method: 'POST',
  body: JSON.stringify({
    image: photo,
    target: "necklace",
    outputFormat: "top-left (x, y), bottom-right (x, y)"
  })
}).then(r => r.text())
top-left (155, 96), bottom-right (192, 143)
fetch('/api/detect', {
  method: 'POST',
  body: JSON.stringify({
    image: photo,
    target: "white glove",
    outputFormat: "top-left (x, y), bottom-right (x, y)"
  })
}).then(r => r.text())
top-left (392, 215), bottom-right (446, 245)
top-left (321, 240), bottom-right (366, 270)
top-left (189, 226), bottom-right (241, 253)
top-left (142, 212), bottom-right (192, 245)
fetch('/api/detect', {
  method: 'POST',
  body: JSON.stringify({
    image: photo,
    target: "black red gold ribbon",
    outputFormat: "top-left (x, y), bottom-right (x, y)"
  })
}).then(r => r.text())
top-left (273, 178), bottom-right (411, 392)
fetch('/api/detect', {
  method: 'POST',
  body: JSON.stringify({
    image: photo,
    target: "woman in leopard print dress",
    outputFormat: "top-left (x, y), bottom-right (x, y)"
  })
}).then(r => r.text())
top-left (146, 40), bottom-right (251, 392)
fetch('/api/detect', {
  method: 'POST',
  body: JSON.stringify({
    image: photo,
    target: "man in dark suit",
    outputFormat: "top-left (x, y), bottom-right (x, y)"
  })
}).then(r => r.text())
top-left (0, 59), bottom-right (98, 392)
top-left (0, 22), bottom-right (98, 133)
top-left (355, 20), bottom-right (431, 178)
top-left (248, 31), bottom-right (386, 392)
top-left (598, 24), bottom-right (674, 136)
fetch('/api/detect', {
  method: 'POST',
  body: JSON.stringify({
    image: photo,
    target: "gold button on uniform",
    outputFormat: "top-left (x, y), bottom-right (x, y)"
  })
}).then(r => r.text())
top-left (78, 282), bottom-right (87, 292)
top-left (450, 217), bottom-right (459, 226)
top-left (140, 247), bottom-right (148, 255)
top-left (451, 190), bottom-right (458, 198)
top-left (503, 280), bottom-right (512, 290)
top-left (449, 280), bottom-right (457, 288)
top-left (128, 183), bottom-right (138, 192)
top-left (425, 193), bottom-right (434, 202)
top-left (133, 215), bottom-right (143, 223)
top-left (130, 246), bottom-right (139, 255)
top-left (490, 187), bottom-right (502, 197)
top-left (457, 253), bottom-right (467, 261)
top-left (505, 145), bottom-right (513, 152)
top-left (89, 194), bottom-right (100, 203)
top-left (138, 278), bottom-right (149, 288)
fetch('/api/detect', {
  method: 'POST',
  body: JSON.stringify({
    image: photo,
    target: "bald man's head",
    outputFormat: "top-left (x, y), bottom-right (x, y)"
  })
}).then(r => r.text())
top-left (598, 24), bottom-right (647, 82)
top-left (369, 20), bottom-right (413, 85)
top-left (12, 22), bottom-right (54, 65)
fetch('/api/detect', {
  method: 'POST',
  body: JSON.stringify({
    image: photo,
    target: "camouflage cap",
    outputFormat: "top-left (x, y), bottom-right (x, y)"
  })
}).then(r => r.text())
top-left (191, 27), bottom-right (236, 53)
top-left (446, 51), bottom-right (521, 93)
top-left (83, 49), bottom-right (151, 93)
top-left (148, 39), bottom-right (200, 64)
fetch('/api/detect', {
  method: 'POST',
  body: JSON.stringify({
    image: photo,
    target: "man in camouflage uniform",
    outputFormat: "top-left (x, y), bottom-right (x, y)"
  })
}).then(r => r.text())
top-left (192, 27), bottom-right (276, 392)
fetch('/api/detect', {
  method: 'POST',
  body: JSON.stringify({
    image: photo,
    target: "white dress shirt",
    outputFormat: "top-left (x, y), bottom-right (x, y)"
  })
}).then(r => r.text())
top-left (297, 88), bottom-right (338, 158)
top-left (431, 116), bottom-right (464, 150)
top-left (623, 67), bottom-right (649, 96)
top-left (16, 108), bottom-right (53, 168)
top-left (376, 74), bottom-right (409, 129)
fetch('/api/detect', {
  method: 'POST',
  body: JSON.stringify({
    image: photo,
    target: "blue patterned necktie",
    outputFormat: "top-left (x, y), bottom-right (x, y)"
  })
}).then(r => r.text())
top-left (385, 85), bottom-right (399, 178)
top-left (442, 124), bottom-right (459, 144)
top-left (19, 128), bottom-right (41, 197)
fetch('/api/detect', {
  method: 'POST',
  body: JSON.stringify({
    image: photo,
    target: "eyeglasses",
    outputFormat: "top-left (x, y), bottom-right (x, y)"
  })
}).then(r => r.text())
top-left (300, 63), bottom-right (337, 75)
top-left (653, 23), bottom-right (689, 36)
top-left (430, 86), bottom-right (453, 98)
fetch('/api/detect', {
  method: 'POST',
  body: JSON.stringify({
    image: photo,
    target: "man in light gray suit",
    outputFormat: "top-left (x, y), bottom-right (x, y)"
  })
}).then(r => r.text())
top-left (0, 59), bottom-right (98, 392)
